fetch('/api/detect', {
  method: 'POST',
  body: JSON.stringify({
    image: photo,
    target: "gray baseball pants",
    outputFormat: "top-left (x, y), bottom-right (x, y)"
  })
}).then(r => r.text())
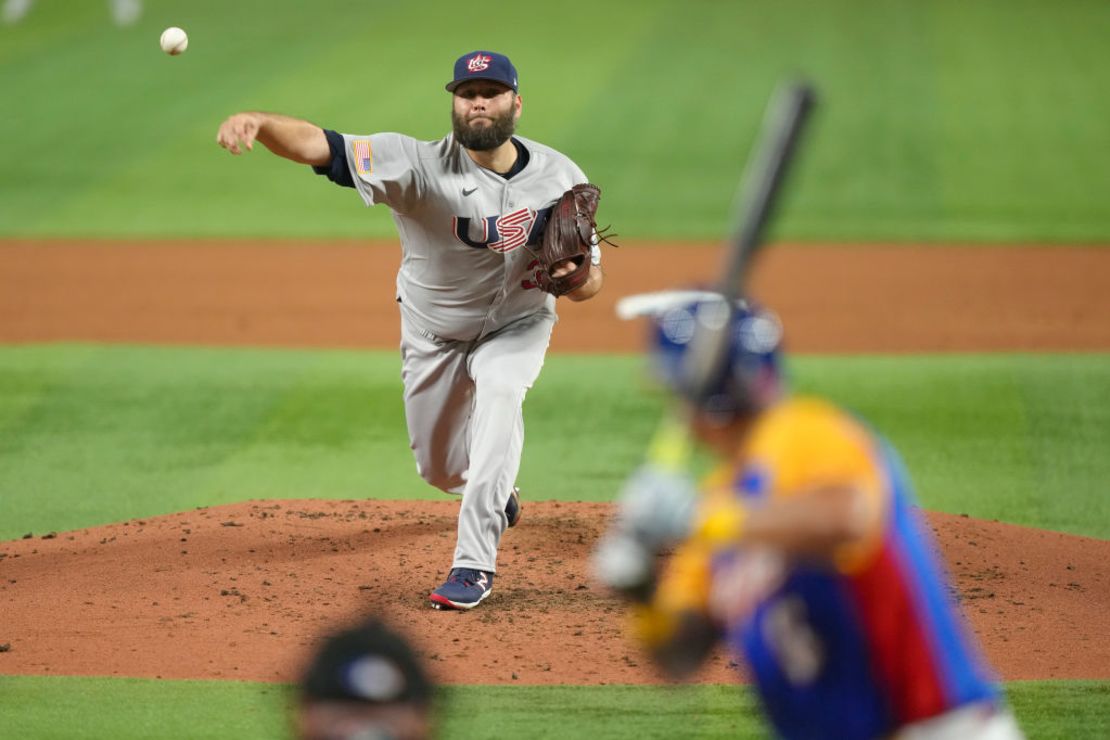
top-left (399, 304), bottom-right (554, 573)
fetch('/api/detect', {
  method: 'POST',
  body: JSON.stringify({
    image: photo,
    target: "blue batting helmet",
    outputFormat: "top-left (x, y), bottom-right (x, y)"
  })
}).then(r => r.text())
top-left (651, 295), bottom-right (784, 417)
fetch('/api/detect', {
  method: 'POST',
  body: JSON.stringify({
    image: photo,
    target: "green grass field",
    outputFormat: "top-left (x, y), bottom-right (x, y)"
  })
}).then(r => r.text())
top-left (1, 0), bottom-right (1108, 241)
top-left (1, 676), bottom-right (1107, 739)
top-left (1, 345), bottom-right (1107, 541)
top-left (3, 1), bottom-right (1108, 737)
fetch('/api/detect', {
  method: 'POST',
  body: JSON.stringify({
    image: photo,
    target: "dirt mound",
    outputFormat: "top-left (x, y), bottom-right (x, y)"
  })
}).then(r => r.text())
top-left (0, 501), bottom-right (1106, 685)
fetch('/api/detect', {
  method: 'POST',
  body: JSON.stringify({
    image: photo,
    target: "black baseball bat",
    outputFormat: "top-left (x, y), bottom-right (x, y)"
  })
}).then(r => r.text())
top-left (722, 80), bottom-right (816, 298)
top-left (682, 80), bottom-right (817, 397)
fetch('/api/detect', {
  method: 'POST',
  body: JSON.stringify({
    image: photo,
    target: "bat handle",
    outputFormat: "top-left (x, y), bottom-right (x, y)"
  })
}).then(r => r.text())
top-left (645, 411), bottom-right (693, 471)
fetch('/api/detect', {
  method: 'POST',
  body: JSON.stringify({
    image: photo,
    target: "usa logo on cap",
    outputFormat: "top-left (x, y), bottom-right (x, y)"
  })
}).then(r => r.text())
top-left (446, 50), bottom-right (519, 93)
top-left (467, 54), bottom-right (491, 72)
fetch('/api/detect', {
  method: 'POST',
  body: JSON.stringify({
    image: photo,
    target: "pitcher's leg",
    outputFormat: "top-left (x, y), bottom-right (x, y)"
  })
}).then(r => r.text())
top-left (451, 313), bottom-right (555, 572)
top-left (399, 311), bottom-right (472, 493)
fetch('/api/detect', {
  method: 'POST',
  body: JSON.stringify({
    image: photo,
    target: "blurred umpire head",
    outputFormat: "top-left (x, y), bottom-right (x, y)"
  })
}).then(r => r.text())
top-left (296, 618), bottom-right (435, 740)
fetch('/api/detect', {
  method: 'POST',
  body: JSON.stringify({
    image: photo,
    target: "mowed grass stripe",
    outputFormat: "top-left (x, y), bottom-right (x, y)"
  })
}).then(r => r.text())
top-left (0, 345), bottom-right (1106, 540)
top-left (0, 675), bottom-right (1106, 739)
top-left (789, 354), bottom-right (1110, 539)
top-left (0, 1), bottom-right (1108, 240)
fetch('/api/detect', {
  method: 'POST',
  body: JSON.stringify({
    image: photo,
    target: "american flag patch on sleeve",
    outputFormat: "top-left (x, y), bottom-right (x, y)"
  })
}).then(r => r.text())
top-left (352, 139), bottom-right (372, 176)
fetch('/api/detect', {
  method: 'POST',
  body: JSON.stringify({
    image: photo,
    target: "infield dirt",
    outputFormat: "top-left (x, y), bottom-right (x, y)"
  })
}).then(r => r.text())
top-left (0, 240), bottom-right (1107, 686)
top-left (1, 240), bottom-right (1108, 351)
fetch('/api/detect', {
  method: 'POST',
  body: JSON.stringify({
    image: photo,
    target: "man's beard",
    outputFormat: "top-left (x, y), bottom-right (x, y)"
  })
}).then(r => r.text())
top-left (452, 107), bottom-right (516, 151)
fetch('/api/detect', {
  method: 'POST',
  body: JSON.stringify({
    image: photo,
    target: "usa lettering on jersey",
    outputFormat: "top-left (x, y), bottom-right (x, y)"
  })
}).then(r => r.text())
top-left (452, 206), bottom-right (554, 252)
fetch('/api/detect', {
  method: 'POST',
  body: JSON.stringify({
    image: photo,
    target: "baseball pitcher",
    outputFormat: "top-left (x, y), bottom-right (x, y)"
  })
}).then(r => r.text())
top-left (217, 50), bottom-right (608, 610)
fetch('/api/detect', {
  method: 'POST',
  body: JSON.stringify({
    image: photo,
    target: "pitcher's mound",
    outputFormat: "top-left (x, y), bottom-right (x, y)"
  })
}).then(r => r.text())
top-left (1, 500), bottom-right (1107, 684)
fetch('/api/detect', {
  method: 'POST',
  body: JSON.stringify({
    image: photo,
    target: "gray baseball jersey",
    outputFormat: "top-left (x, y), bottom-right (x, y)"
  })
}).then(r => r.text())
top-left (342, 132), bottom-right (587, 341)
top-left (333, 131), bottom-right (589, 573)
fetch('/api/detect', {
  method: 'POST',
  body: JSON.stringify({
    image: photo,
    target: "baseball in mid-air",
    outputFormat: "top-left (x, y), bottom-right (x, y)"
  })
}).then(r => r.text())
top-left (159, 27), bottom-right (188, 56)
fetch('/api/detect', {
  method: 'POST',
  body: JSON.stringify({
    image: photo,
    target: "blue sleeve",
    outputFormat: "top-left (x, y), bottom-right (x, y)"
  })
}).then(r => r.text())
top-left (312, 129), bottom-right (355, 189)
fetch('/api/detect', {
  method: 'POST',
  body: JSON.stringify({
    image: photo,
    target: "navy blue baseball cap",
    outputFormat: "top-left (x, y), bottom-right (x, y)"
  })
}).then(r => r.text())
top-left (446, 50), bottom-right (518, 93)
top-left (651, 295), bottom-right (784, 418)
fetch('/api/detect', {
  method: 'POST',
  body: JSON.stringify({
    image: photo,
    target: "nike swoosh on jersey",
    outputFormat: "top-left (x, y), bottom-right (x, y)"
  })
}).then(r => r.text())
top-left (462, 187), bottom-right (478, 196)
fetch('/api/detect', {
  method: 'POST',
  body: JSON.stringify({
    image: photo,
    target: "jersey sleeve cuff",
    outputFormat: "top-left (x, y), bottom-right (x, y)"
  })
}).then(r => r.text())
top-left (312, 129), bottom-right (355, 188)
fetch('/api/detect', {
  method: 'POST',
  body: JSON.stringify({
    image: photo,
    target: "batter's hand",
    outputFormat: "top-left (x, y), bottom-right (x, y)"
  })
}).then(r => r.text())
top-left (592, 464), bottom-right (697, 596)
top-left (216, 113), bottom-right (262, 155)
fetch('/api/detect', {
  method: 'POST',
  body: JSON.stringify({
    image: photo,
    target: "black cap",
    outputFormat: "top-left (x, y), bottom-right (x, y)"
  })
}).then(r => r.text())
top-left (300, 619), bottom-right (433, 706)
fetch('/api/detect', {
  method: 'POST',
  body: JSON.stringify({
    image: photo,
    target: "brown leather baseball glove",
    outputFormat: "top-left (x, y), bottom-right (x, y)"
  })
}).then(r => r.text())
top-left (533, 183), bottom-right (615, 296)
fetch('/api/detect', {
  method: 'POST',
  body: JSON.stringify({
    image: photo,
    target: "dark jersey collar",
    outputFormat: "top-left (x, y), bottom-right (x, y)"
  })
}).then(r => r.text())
top-left (496, 137), bottom-right (530, 180)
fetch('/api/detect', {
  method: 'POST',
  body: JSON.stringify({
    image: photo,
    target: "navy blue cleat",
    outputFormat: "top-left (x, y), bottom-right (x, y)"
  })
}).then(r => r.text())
top-left (505, 486), bottom-right (522, 528)
top-left (429, 568), bottom-right (494, 610)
